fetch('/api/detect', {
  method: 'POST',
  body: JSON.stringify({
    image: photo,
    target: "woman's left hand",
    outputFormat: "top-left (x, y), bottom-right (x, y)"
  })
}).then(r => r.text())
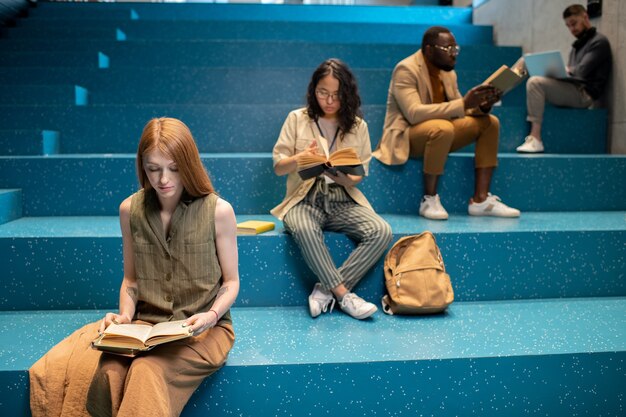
top-left (184, 311), bottom-right (218, 336)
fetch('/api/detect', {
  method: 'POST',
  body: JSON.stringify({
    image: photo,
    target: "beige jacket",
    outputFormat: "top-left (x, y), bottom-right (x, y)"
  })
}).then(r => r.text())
top-left (373, 50), bottom-right (469, 165)
top-left (271, 108), bottom-right (374, 220)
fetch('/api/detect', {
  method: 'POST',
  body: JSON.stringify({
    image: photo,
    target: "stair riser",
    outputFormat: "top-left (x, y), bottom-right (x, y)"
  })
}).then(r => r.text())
top-left (0, 105), bottom-right (606, 154)
top-left (0, 44), bottom-right (521, 73)
top-left (0, 155), bottom-right (623, 216)
top-left (6, 22), bottom-right (491, 45)
top-left (2, 230), bottom-right (624, 310)
top-left (27, 3), bottom-right (469, 24)
top-left (1, 352), bottom-right (623, 417)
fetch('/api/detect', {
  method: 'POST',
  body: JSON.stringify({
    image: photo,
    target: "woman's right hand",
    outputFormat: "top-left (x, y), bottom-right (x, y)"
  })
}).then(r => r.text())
top-left (99, 312), bottom-right (131, 334)
top-left (296, 140), bottom-right (319, 162)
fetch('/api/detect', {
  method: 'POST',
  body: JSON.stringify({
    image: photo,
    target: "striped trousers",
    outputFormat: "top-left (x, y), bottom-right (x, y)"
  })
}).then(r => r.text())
top-left (283, 181), bottom-right (392, 291)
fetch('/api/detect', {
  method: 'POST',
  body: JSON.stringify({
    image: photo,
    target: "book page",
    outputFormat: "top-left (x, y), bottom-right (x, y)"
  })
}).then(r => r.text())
top-left (103, 323), bottom-right (153, 343)
top-left (297, 153), bottom-right (328, 169)
top-left (147, 320), bottom-right (190, 339)
top-left (327, 148), bottom-right (361, 167)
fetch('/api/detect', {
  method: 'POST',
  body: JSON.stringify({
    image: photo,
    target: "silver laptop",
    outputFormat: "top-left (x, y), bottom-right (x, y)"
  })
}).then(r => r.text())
top-left (524, 50), bottom-right (568, 78)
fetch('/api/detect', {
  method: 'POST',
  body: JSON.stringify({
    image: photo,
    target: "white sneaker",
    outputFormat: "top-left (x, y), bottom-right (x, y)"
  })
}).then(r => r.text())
top-left (419, 194), bottom-right (449, 220)
top-left (339, 293), bottom-right (377, 319)
top-left (468, 193), bottom-right (521, 218)
top-left (308, 283), bottom-right (335, 318)
top-left (516, 135), bottom-right (544, 153)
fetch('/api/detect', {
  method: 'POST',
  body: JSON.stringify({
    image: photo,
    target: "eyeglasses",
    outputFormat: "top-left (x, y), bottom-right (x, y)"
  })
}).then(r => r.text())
top-left (433, 44), bottom-right (461, 56)
top-left (315, 89), bottom-right (340, 101)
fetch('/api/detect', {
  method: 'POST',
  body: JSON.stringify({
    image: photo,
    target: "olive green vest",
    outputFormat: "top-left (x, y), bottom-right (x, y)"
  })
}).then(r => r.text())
top-left (129, 189), bottom-right (231, 324)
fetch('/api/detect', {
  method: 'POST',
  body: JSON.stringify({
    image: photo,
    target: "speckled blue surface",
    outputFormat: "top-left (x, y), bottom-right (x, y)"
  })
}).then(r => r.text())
top-left (0, 129), bottom-right (59, 156)
top-left (1, 153), bottom-right (624, 216)
top-left (0, 85), bottom-right (80, 105)
top-left (1, 299), bottom-right (625, 416)
top-left (0, 212), bottom-right (624, 310)
top-left (0, 102), bottom-right (607, 154)
top-left (2, 298), bottom-right (625, 371)
top-left (0, 43), bottom-right (520, 72)
top-left (29, 2), bottom-right (465, 24)
top-left (0, 189), bottom-right (21, 225)
top-left (7, 20), bottom-right (492, 45)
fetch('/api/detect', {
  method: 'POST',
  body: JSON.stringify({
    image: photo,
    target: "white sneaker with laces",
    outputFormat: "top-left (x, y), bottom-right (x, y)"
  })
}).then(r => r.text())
top-left (419, 194), bottom-right (449, 220)
top-left (468, 193), bottom-right (521, 218)
top-left (516, 135), bottom-right (544, 153)
top-left (308, 283), bottom-right (335, 318)
top-left (338, 292), bottom-right (377, 319)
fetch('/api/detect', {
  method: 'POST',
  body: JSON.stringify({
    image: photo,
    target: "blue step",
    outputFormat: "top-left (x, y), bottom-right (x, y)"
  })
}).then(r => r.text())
top-left (5, 21), bottom-right (494, 45)
top-left (0, 129), bottom-right (59, 156)
top-left (0, 212), bottom-right (624, 310)
top-left (1, 298), bottom-right (625, 416)
top-left (29, 3), bottom-right (473, 25)
top-left (0, 51), bottom-right (100, 67)
top-left (3, 152), bottom-right (624, 216)
top-left (0, 104), bottom-right (607, 154)
top-left (0, 40), bottom-right (521, 72)
top-left (1, 154), bottom-right (625, 216)
top-left (85, 69), bottom-right (523, 107)
top-left (0, 66), bottom-right (527, 110)
top-left (0, 189), bottom-right (21, 225)
top-left (0, 85), bottom-right (88, 105)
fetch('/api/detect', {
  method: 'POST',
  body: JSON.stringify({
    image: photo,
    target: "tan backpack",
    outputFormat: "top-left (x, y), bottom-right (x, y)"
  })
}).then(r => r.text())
top-left (381, 231), bottom-right (454, 315)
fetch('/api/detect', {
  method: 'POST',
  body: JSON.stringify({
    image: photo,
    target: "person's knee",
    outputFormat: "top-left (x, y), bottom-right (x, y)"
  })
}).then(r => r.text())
top-left (285, 220), bottom-right (318, 240)
top-left (526, 76), bottom-right (547, 92)
top-left (427, 121), bottom-right (455, 145)
top-left (487, 114), bottom-right (500, 130)
top-left (365, 217), bottom-right (393, 247)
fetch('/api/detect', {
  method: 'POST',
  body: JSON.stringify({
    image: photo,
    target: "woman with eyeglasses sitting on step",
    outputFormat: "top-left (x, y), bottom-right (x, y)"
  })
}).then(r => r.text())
top-left (29, 118), bottom-right (239, 417)
top-left (272, 58), bottom-right (392, 320)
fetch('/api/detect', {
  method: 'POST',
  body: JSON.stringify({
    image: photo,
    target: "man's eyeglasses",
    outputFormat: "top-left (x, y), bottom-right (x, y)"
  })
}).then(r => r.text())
top-left (433, 44), bottom-right (461, 56)
top-left (315, 89), bottom-right (340, 101)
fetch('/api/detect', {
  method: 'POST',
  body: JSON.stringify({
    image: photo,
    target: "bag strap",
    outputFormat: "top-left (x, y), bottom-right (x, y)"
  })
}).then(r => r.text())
top-left (381, 295), bottom-right (394, 315)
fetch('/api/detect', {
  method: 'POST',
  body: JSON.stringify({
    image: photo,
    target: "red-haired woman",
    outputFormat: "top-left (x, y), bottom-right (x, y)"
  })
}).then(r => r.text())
top-left (30, 117), bottom-right (239, 417)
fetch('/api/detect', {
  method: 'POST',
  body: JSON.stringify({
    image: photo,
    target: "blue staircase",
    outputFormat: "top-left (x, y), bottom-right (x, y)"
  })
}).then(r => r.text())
top-left (0, 2), bottom-right (624, 416)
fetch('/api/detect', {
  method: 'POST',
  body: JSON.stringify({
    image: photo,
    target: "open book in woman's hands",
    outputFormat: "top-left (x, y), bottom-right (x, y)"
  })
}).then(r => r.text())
top-left (297, 147), bottom-right (365, 180)
top-left (91, 320), bottom-right (192, 357)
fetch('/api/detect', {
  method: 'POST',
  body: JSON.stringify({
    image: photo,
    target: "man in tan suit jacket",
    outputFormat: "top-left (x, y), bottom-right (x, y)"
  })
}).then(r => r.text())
top-left (373, 26), bottom-right (520, 220)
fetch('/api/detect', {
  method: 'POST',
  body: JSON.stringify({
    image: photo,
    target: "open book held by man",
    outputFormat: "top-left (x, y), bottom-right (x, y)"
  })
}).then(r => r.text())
top-left (482, 64), bottom-right (525, 95)
top-left (92, 319), bottom-right (192, 357)
top-left (297, 147), bottom-right (365, 180)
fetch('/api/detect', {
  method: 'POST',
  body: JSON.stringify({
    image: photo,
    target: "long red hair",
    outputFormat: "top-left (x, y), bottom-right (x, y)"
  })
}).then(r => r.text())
top-left (136, 118), bottom-right (214, 197)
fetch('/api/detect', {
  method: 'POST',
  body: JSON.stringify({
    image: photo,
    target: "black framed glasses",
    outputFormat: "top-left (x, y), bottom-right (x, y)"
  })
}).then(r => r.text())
top-left (433, 44), bottom-right (461, 56)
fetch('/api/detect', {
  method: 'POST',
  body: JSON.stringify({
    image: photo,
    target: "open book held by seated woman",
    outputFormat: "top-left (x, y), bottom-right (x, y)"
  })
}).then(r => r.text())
top-left (29, 118), bottom-right (240, 417)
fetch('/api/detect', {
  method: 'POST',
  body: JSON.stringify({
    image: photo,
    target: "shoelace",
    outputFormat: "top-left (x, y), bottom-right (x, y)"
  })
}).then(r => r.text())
top-left (340, 293), bottom-right (362, 310)
top-left (323, 298), bottom-right (336, 313)
top-left (313, 295), bottom-right (335, 314)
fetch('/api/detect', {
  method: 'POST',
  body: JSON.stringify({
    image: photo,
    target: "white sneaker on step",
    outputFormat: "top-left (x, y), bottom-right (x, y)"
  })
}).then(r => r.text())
top-left (308, 283), bottom-right (335, 318)
top-left (516, 135), bottom-right (544, 153)
top-left (419, 194), bottom-right (449, 220)
top-left (468, 193), bottom-right (521, 218)
top-left (339, 293), bottom-right (377, 319)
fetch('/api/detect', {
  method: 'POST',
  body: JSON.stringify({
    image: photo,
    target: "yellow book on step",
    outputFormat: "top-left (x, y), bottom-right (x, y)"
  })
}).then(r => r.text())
top-left (236, 220), bottom-right (275, 235)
